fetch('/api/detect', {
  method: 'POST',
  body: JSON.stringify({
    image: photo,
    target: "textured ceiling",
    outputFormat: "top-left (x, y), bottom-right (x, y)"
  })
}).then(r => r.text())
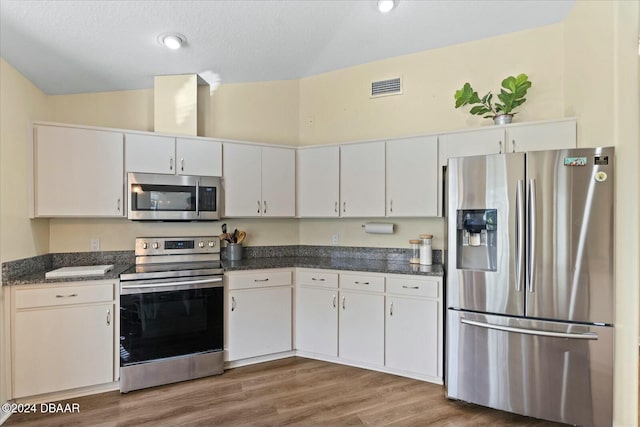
top-left (0, 0), bottom-right (574, 95)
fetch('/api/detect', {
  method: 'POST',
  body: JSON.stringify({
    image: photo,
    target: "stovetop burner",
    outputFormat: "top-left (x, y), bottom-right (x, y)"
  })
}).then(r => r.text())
top-left (120, 236), bottom-right (223, 282)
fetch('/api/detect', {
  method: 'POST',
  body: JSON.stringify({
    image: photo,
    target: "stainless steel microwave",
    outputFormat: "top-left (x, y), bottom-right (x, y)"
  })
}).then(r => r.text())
top-left (127, 173), bottom-right (221, 221)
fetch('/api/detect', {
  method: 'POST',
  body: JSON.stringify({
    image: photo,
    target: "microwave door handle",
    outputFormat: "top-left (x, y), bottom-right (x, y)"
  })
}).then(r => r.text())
top-left (195, 180), bottom-right (200, 216)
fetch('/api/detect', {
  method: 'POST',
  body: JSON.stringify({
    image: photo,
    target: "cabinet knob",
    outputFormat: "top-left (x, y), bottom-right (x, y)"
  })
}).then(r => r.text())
top-left (117, 198), bottom-right (121, 212)
top-left (107, 308), bottom-right (111, 325)
top-left (231, 296), bottom-right (236, 311)
top-left (170, 157), bottom-right (174, 171)
top-left (498, 140), bottom-right (503, 154)
top-left (342, 296), bottom-right (346, 310)
top-left (390, 301), bottom-right (394, 316)
top-left (390, 200), bottom-right (393, 213)
top-left (181, 158), bottom-right (184, 172)
top-left (343, 202), bottom-right (346, 213)
top-left (332, 294), bottom-right (336, 308)
top-left (334, 201), bottom-right (338, 213)
top-left (257, 200), bottom-right (261, 214)
top-left (263, 200), bottom-right (268, 214)
top-left (512, 139), bottom-right (516, 153)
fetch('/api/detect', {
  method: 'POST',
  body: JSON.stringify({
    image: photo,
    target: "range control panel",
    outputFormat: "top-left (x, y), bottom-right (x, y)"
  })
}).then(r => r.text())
top-left (135, 236), bottom-right (218, 256)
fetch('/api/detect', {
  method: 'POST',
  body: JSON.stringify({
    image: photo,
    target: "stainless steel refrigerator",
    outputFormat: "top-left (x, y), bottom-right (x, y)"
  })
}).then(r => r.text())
top-left (445, 147), bottom-right (614, 427)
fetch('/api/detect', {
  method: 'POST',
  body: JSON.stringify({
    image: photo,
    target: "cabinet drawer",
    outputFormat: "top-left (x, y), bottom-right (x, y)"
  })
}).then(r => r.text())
top-left (15, 282), bottom-right (115, 309)
top-left (227, 270), bottom-right (292, 290)
top-left (340, 273), bottom-right (384, 292)
top-left (386, 276), bottom-right (440, 299)
top-left (297, 270), bottom-right (338, 288)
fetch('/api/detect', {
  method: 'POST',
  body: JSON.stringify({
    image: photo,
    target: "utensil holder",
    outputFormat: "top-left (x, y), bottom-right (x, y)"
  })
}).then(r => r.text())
top-left (227, 243), bottom-right (243, 261)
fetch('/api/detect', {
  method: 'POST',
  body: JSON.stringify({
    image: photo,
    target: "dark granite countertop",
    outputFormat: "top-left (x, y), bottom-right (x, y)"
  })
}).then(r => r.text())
top-left (223, 256), bottom-right (444, 277)
top-left (2, 246), bottom-right (444, 286)
top-left (4, 264), bottom-right (131, 286)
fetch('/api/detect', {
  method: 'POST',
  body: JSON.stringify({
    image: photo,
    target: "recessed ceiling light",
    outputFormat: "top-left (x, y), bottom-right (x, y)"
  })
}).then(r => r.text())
top-left (377, 0), bottom-right (398, 13)
top-left (158, 33), bottom-right (186, 50)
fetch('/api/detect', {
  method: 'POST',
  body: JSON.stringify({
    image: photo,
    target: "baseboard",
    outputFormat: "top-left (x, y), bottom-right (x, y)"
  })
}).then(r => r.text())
top-left (0, 404), bottom-right (11, 426)
top-left (12, 382), bottom-right (119, 405)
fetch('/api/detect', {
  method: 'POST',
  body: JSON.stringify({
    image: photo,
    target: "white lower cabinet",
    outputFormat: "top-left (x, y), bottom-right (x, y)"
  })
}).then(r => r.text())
top-left (226, 270), bottom-right (292, 361)
top-left (295, 269), bottom-right (443, 383)
top-left (11, 281), bottom-right (117, 398)
top-left (338, 290), bottom-right (385, 366)
top-left (295, 286), bottom-right (338, 357)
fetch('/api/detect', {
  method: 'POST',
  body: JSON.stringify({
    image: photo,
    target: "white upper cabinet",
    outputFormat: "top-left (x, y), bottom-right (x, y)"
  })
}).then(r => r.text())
top-left (125, 133), bottom-right (222, 176)
top-left (223, 143), bottom-right (295, 217)
top-left (33, 125), bottom-right (124, 217)
top-left (176, 137), bottom-right (223, 176)
top-left (386, 136), bottom-right (439, 217)
top-left (438, 119), bottom-right (577, 167)
top-left (297, 146), bottom-right (340, 217)
top-left (438, 127), bottom-right (505, 167)
top-left (340, 141), bottom-right (386, 217)
top-left (505, 119), bottom-right (576, 153)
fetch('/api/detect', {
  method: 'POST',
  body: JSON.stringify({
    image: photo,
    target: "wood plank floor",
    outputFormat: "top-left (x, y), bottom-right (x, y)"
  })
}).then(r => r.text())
top-left (6, 357), bottom-right (566, 426)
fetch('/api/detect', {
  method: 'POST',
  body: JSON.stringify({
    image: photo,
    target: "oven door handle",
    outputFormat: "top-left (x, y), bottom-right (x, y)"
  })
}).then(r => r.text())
top-left (121, 277), bottom-right (223, 294)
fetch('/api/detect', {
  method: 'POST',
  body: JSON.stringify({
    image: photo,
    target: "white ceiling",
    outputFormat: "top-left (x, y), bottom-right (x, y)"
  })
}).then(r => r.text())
top-left (0, 0), bottom-right (574, 96)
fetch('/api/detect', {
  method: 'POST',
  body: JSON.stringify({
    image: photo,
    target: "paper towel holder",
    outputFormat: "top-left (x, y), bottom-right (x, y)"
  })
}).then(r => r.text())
top-left (362, 222), bottom-right (395, 234)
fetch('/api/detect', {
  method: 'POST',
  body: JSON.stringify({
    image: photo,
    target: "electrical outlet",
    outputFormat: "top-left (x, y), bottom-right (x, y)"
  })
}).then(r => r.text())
top-left (90, 239), bottom-right (100, 251)
top-left (331, 233), bottom-right (340, 245)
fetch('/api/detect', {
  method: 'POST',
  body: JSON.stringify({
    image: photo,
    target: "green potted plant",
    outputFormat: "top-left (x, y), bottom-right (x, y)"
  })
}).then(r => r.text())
top-left (454, 74), bottom-right (532, 124)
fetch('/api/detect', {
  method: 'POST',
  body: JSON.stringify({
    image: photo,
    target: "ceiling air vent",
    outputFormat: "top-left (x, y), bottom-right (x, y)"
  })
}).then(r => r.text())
top-left (371, 77), bottom-right (402, 98)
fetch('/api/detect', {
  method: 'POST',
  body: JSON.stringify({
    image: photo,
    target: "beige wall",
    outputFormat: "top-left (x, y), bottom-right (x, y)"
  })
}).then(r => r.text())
top-left (0, 58), bottom-right (51, 409)
top-left (565, 2), bottom-right (639, 425)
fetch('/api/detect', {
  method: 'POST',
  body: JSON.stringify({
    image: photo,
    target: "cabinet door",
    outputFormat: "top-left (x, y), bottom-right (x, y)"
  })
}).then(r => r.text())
top-left (176, 137), bottom-right (222, 176)
top-left (438, 128), bottom-right (505, 167)
top-left (506, 120), bottom-right (577, 153)
top-left (340, 142), bottom-right (386, 217)
top-left (338, 291), bottom-right (384, 366)
top-left (386, 297), bottom-right (439, 377)
top-left (386, 136), bottom-right (438, 217)
top-left (227, 287), bottom-right (292, 361)
top-left (35, 125), bottom-right (124, 217)
top-left (223, 143), bottom-right (262, 217)
top-left (124, 133), bottom-right (175, 174)
top-left (296, 286), bottom-right (338, 357)
top-left (13, 303), bottom-right (114, 398)
top-left (297, 146), bottom-right (340, 217)
top-left (261, 147), bottom-right (295, 217)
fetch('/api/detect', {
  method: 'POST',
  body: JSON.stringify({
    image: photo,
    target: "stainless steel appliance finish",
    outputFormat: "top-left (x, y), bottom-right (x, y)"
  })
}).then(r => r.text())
top-left (127, 172), bottom-right (221, 221)
top-left (119, 236), bottom-right (224, 393)
top-left (446, 147), bottom-right (615, 427)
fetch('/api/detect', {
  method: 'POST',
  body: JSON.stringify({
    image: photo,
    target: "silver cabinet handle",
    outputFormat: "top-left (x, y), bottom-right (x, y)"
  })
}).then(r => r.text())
top-left (332, 294), bottom-right (336, 308)
top-left (512, 139), bottom-right (516, 153)
top-left (342, 296), bottom-right (346, 310)
top-left (402, 285), bottom-right (419, 289)
top-left (528, 178), bottom-right (537, 293)
top-left (343, 202), bottom-right (346, 213)
top-left (311, 278), bottom-right (325, 282)
top-left (515, 179), bottom-right (525, 292)
top-left (180, 158), bottom-right (184, 172)
top-left (117, 197), bottom-right (121, 212)
top-left (170, 157), bottom-right (173, 171)
top-left (55, 293), bottom-right (77, 298)
top-left (460, 319), bottom-right (598, 340)
top-left (498, 140), bottom-right (502, 154)
top-left (354, 281), bottom-right (370, 285)
top-left (263, 200), bottom-right (267, 214)
top-left (390, 200), bottom-right (393, 213)
top-left (107, 308), bottom-right (111, 326)
top-left (390, 301), bottom-right (394, 316)
top-left (334, 201), bottom-right (338, 213)
top-left (257, 200), bottom-right (261, 214)
top-left (231, 296), bottom-right (236, 311)
top-left (254, 278), bottom-right (269, 282)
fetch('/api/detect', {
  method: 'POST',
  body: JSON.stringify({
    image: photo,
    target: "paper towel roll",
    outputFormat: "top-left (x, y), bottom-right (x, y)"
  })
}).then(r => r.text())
top-left (363, 222), bottom-right (395, 234)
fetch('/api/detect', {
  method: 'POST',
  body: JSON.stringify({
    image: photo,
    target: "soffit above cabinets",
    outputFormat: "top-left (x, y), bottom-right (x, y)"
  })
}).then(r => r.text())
top-left (0, 0), bottom-right (574, 95)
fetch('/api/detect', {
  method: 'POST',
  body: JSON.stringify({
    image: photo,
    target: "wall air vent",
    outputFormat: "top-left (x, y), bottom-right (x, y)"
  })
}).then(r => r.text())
top-left (371, 77), bottom-right (402, 98)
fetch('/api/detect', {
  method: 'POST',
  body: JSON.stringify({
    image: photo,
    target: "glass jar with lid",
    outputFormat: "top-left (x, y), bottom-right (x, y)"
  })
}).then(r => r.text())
top-left (419, 234), bottom-right (433, 266)
top-left (409, 240), bottom-right (421, 264)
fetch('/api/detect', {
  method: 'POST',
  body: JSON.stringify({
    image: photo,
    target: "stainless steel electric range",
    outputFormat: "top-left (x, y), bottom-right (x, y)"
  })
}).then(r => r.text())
top-left (119, 236), bottom-right (224, 393)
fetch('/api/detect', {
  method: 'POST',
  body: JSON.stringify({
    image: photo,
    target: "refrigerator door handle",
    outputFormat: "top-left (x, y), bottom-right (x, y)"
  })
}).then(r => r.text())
top-left (515, 179), bottom-right (525, 292)
top-left (460, 319), bottom-right (598, 340)
top-left (527, 178), bottom-right (537, 293)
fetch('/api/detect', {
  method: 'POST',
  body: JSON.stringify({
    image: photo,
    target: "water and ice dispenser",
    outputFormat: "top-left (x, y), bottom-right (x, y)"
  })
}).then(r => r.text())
top-left (456, 209), bottom-right (498, 271)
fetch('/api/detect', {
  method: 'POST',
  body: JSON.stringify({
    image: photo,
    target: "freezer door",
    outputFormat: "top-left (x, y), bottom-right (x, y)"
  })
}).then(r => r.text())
top-left (447, 153), bottom-right (525, 316)
top-left (446, 310), bottom-right (613, 427)
top-left (526, 147), bottom-right (614, 324)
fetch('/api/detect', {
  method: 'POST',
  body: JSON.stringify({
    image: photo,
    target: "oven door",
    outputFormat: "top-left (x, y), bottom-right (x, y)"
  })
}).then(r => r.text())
top-left (127, 172), bottom-right (220, 221)
top-left (120, 276), bottom-right (223, 366)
